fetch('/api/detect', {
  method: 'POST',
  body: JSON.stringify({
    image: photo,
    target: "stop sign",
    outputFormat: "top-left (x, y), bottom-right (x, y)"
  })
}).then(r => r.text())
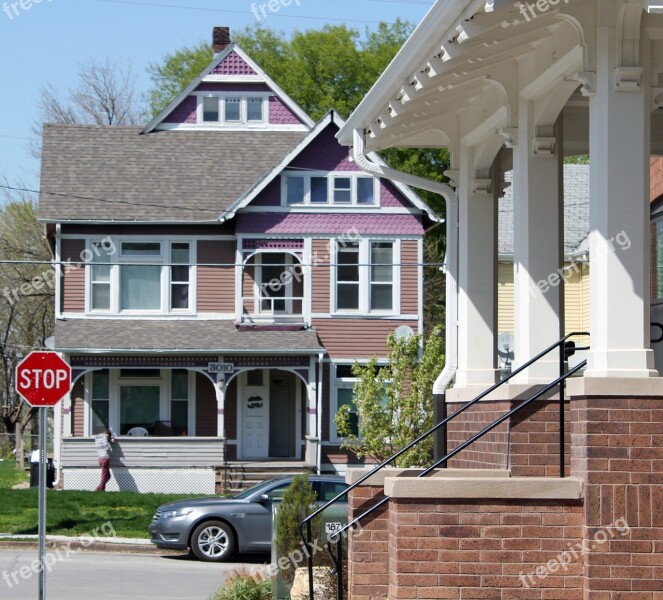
top-left (15, 352), bottom-right (71, 407)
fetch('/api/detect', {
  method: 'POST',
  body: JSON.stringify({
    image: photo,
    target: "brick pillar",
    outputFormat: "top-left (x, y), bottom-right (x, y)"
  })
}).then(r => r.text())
top-left (348, 484), bottom-right (389, 600)
top-left (570, 395), bottom-right (663, 598)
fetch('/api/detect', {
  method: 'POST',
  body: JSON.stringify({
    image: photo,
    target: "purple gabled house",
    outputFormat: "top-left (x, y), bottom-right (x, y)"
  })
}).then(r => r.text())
top-left (39, 28), bottom-right (440, 493)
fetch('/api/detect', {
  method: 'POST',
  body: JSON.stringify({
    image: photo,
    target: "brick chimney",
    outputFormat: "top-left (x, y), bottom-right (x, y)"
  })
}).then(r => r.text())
top-left (213, 27), bottom-right (231, 55)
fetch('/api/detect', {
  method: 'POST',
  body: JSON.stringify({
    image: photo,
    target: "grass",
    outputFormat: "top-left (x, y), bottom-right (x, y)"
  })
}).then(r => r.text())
top-left (0, 460), bottom-right (212, 539)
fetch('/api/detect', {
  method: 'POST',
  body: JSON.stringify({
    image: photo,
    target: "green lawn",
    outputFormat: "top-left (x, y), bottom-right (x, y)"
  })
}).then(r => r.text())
top-left (0, 460), bottom-right (213, 539)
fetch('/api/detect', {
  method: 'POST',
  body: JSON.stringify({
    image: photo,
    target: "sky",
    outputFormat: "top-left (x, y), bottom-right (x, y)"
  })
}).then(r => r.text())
top-left (0, 0), bottom-right (434, 194)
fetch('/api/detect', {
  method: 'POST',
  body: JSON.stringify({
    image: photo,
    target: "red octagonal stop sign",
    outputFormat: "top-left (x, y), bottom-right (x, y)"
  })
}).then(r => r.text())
top-left (15, 352), bottom-right (71, 407)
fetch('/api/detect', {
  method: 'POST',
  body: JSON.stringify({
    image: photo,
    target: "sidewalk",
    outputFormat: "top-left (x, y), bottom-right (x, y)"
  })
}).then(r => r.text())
top-left (0, 534), bottom-right (178, 554)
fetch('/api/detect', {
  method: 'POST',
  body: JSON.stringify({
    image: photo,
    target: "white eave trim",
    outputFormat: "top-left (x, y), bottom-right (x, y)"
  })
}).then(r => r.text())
top-left (220, 110), bottom-right (440, 223)
top-left (338, 0), bottom-right (482, 145)
top-left (142, 43), bottom-right (314, 134)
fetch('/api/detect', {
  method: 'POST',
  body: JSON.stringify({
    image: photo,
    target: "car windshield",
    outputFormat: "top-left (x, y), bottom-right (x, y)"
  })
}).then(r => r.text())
top-left (232, 479), bottom-right (285, 500)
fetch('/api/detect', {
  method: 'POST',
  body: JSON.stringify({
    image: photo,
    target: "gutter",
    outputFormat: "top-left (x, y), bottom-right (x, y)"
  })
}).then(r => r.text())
top-left (351, 130), bottom-right (459, 394)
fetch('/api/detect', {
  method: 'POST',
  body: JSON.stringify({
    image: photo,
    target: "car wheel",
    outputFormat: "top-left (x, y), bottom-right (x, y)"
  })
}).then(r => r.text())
top-left (190, 520), bottom-right (235, 562)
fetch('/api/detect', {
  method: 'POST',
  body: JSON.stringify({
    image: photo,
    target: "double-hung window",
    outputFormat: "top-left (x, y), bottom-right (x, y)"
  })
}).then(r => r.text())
top-left (91, 370), bottom-right (110, 435)
top-left (334, 239), bottom-right (397, 314)
top-left (282, 172), bottom-right (378, 206)
top-left (334, 365), bottom-right (359, 439)
top-left (200, 95), bottom-right (266, 124)
top-left (87, 240), bottom-right (194, 315)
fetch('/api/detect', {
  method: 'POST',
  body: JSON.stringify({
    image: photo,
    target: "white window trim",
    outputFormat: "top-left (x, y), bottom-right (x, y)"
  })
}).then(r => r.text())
top-left (85, 238), bottom-right (197, 317)
top-left (196, 92), bottom-right (268, 125)
top-left (331, 238), bottom-right (400, 316)
top-left (254, 252), bottom-right (295, 316)
top-left (281, 171), bottom-right (379, 207)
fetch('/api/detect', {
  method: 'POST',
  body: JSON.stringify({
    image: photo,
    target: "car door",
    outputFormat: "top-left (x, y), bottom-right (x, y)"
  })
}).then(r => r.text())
top-left (238, 481), bottom-right (291, 552)
top-left (314, 481), bottom-right (349, 540)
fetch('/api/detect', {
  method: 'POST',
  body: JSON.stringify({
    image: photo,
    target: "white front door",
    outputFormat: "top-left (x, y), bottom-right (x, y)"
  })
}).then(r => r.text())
top-left (241, 370), bottom-right (269, 459)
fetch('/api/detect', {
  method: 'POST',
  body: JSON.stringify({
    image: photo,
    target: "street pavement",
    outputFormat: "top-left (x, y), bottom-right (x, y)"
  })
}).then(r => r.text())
top-left (0, 549), bottom-right (269, 599)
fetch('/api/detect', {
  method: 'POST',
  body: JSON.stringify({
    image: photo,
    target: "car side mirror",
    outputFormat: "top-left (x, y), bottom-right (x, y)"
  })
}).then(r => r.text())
top-left (256, 494), bottom-right (270, 504)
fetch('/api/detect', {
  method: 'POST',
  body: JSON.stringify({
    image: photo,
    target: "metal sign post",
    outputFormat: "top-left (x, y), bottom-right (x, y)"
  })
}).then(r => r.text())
top-left (38, 407), bottom-right (47, 600)
top-left (14, 351), bottom-right (71, 600)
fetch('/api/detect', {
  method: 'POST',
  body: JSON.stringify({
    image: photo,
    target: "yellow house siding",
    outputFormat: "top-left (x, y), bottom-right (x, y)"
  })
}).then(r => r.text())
top-left (497, 261), bottom-right (590, 336)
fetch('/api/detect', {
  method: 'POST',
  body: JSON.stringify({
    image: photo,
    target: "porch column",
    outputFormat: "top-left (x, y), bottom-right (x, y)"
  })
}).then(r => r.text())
top-left (215, 380), bottom-right (225, 438)
top-left (585, 7), bottom-right (656, 377)
top-left (455, 144), bottom-right (498, 387)
top-left (511, 106), bottom-right (564, 382)
top-left (62, 391), bottom-right (72, 437)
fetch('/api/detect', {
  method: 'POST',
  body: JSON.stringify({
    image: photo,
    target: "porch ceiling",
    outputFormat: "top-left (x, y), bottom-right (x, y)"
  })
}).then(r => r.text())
top-left (53, 319), bottom-right (323, 354)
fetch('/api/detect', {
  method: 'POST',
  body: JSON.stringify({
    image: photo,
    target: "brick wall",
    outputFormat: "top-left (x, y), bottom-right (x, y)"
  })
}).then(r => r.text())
top-left (570, 396), bottom-right (663, 598)
top-left (388, 499), bottom-right (583, 600)
top-left (446, 398), bottom-right (571, 477)
top-left (651, 157), bottom-right (663, 203)
top-left (349, 485), bottom-right (390, 600)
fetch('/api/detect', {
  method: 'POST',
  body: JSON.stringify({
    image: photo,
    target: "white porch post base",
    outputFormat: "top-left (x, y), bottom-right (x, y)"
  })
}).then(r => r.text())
top-left (585, 349), bottom-right (657, 379)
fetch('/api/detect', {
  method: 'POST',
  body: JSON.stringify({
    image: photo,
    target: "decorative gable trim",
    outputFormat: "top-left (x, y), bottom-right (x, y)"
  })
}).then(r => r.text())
top-left (220, 111), bottom-right (440, 223)
top-left (142, 43), bottom-right (314, 134)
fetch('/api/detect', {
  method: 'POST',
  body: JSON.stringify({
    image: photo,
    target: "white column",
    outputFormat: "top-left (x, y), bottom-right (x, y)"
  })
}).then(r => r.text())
top-left (62, 391), bottom-right (72, 437)
top-left (215, 379), bottom-right (226, 438)
top-left (585, 17), bottom-right (656, 377)
top-left (455, 145), bottom-right (498, 387)
top-left (511, 105), bottom-right (563, 383)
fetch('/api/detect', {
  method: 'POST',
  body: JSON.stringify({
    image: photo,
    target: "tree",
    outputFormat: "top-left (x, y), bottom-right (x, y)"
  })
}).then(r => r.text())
top-left (31, 58), bottom-right (144, 158)
top-left (335, 327), bottom-right (445, 467)
top-left (0, 194), bottom-right (54, 467)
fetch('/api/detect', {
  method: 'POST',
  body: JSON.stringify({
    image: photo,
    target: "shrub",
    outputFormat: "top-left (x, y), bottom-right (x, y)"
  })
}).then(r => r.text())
top-left (210, 570), bottom-right (272, 600)
top-left (274, 474), bottom-right (320, 587)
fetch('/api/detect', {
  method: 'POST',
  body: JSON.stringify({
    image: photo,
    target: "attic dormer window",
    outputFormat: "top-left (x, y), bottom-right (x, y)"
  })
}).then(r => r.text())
top-left (199, 94), bottom-right (267, 125)
top-left (282, 171), bottom-right (378, 207)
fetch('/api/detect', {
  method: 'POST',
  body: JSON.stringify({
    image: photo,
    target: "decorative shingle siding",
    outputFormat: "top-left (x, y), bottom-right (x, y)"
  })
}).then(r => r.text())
top-left (61, 239), bottom-right (85, 313)
top-left (236, 213), bottom-right (425, 236)
top-left (269, 95), bottom-right (303, 125)
top-left (289, 125), bottom-right (360, 172)
top-left (197, 240), bottom-right (235, 313)
top-left (195, 83), bottom-right (270, 93)
top-left (211, 51), bottom-right (257, 75)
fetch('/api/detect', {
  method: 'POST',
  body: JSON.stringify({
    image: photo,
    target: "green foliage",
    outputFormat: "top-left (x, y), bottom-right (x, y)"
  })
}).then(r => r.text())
top-left (564, 155), bottom-right (590, 164)
top-left (336, 327), bottom-right (445, 467)
top-left (210, 570), bottom-right (272, 600)
top-left (147, 40), bottom-right (214, 117)
top-left (274, 474), bottom-right (319, 587)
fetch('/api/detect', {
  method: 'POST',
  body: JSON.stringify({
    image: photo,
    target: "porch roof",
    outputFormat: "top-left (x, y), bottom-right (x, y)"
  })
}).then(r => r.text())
top-left (53, 319), bottom-right (323, 354)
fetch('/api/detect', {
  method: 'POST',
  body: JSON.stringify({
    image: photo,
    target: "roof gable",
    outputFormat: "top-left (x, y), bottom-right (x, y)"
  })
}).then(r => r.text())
top-left (221, 111), bottom-right (440, 223)
top-left (143, 43), bottom-right (314, 134)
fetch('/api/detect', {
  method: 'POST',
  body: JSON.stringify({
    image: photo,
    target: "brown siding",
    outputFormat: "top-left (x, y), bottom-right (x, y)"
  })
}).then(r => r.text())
top-left (321, 362), bottom-right (331, 442)
top-left (197, 241), bottom-right (235, 313)
top-left (313, 318), bottom-right (418, 359)
top-left (71, 378), bottom-right (85, 437)
top-left (195, 373), bottom-right (217, 437)
top-left (312, 239), bottom-right (331, 313)
top-left (401, 240), bottom-right (419, 314)
top-left (61, 239), bottom-right (85, 313)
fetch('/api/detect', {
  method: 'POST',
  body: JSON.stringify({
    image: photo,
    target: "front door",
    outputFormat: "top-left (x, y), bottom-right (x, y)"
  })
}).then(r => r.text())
top-left (269, 371), bottom-right (296, 458)
top-left (241, 370), bottom-right (269, 459)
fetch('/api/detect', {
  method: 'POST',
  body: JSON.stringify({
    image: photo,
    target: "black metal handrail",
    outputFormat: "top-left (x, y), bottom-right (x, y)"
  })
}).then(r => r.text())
top-left (299, 332), bottom-right (589, 600)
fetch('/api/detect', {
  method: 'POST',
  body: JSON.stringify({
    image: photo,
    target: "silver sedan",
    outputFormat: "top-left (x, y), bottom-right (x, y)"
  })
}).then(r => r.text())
top-left (149, 475), bottom-right (348, 562)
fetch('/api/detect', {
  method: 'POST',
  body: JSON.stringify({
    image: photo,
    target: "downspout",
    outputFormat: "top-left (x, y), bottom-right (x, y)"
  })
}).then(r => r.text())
top-left (351, 130), bottom-right (459, 396)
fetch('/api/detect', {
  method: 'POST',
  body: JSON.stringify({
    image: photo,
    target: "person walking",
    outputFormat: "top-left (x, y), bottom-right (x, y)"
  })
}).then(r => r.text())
top-left (95, 428), bottom-right (115, 491)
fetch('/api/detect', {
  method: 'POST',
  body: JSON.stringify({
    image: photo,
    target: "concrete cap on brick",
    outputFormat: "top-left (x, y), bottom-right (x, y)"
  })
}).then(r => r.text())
top-left (384, 476), bottom-right (584, 500)
top-left (345, 467), bottom-right (510, 486)
top-left (566, 376), bottom-right (663, 398)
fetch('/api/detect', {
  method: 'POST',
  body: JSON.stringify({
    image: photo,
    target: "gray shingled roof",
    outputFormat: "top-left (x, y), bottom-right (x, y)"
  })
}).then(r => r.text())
top-left (38, 125), bottom-right (305, 222)
top-left (53, 319), bottom-right (323, 353)
top-left (499, 164), bottom-right (589, 257)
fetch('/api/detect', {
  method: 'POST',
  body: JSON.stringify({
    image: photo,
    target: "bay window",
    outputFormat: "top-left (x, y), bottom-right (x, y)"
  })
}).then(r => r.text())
top-left (86, 239), bottom-right (194, 315)
top-left (282, 172), bottom-right (378, 206)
